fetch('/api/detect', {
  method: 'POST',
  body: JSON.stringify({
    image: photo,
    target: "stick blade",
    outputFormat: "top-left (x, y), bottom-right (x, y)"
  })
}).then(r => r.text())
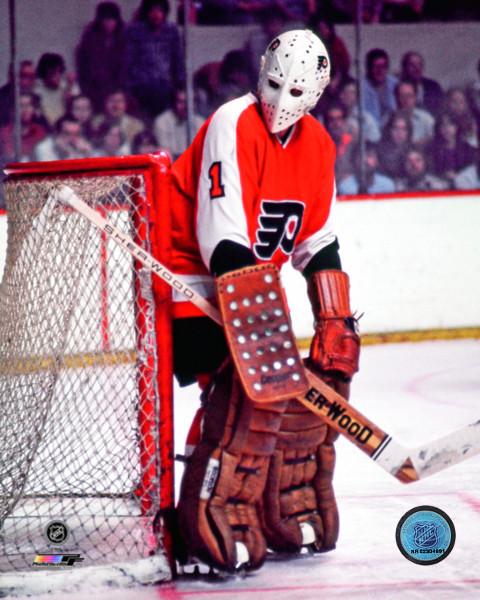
top-left (412, 419), bottom-right (480, 479)
top-left (394, 458), bottom-right (419, 484)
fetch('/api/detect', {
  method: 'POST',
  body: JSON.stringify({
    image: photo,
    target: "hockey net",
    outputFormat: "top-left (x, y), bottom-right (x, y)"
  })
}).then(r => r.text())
top-left (0, 155), bottom-right (174, 590)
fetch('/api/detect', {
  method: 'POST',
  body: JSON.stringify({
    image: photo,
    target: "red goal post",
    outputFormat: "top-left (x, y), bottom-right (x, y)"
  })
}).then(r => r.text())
top-left (0, 153), bottom-right (174, 584)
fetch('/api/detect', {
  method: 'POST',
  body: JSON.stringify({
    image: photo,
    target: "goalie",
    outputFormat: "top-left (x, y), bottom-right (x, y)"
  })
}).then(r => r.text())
top-left (162, 29), bottom-right (360, 573)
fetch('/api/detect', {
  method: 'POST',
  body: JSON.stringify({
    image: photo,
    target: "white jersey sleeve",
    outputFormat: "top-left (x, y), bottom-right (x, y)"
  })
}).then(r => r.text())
top-left (196, 94), bottom-right (255, 270)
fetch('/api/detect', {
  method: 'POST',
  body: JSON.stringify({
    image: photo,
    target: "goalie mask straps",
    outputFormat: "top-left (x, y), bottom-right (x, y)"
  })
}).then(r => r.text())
top-left (216, 264), bottom-right (308, 403)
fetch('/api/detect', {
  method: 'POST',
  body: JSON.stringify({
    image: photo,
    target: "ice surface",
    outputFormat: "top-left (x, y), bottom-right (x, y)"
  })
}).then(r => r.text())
top-left (4, 339), bottom-right (480, 600)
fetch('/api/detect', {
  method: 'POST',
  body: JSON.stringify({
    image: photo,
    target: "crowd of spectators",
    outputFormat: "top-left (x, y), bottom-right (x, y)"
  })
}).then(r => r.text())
top-left (0, 0), bottom-right (479, 206)
top-left (182, 1), bottom-right (478, 25)
top-left (319, 45), bottom-right (480, 193)
top-left (0, 1), bottom-right (195, 168)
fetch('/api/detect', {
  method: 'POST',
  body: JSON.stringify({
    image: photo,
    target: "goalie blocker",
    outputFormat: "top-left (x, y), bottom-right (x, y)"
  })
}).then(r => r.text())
top-left (216, 264), bottom-right (309, 403)
top-left (177, 265), bottom-right (359, 570)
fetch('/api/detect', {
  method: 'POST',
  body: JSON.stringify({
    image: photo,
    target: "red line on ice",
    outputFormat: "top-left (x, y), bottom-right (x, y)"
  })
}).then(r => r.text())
top-left (164, 578), bottom-right (480, 597)
top-left (458, 491), bottom-right (480, 513)
top-left (340, 489), bottom-right (464, 499)
top-left (403, 366), bottom-right (477, 409)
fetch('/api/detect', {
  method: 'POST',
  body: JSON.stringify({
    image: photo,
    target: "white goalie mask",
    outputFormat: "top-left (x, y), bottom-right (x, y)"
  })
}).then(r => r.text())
top-left (258, 29), bottom-right (331, 134)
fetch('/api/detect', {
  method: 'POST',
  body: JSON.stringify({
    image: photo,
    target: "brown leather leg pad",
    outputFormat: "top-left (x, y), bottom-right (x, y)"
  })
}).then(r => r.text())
top-left (260, 398), bottom-right (339, 553)
top-left (177, 361), bottom-right (288, 571)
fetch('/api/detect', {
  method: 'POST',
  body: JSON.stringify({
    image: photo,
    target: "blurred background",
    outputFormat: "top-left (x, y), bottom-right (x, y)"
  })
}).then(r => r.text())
top-left (0, 0), bottom-right (479, 205)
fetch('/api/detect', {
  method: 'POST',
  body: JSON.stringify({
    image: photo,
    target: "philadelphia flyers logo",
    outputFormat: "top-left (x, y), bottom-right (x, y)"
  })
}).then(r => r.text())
top-left (253, 200), bottom-right (305, 260)
top-left (318, 55), bottom-right (329, 70)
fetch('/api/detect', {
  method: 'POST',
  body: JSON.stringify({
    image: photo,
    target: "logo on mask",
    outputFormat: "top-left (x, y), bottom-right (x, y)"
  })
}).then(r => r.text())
top-left (318, 55), bottom-right (329, 70)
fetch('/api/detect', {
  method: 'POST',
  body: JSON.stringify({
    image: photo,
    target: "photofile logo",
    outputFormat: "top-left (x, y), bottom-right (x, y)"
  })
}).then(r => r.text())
top-left (32, 554), bottom-right (84, 568)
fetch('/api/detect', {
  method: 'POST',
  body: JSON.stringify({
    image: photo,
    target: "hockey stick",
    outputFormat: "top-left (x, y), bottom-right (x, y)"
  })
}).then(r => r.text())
top-left (57, 185), bottom-right (480, 484)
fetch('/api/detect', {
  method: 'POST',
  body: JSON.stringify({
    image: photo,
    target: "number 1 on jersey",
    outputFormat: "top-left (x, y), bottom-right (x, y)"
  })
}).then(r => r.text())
top-left (208, 161), bottom-right (225, 199)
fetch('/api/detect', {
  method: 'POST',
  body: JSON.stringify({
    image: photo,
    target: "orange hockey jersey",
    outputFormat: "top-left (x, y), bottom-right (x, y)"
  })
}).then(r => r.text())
top-left (168, 92), bottom-right (337, 318)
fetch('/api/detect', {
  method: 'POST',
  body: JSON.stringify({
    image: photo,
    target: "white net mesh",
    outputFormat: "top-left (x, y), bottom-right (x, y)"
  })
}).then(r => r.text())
top-left (0, 168), bottom-right (171, 580)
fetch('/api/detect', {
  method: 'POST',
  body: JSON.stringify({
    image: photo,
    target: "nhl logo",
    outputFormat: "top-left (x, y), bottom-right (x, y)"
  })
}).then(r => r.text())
top-left (396, 505), bottom-right (455, 565)
top-left (413, 521), bottom-right (439, 548)
top-left (45, 520), bottom-right (69, 545)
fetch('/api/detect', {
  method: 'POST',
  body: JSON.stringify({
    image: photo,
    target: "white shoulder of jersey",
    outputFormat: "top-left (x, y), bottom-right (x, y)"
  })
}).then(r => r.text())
top-left (196, 93), bottom-right (257, 270)
top-left (203, 92), bottom-right (258, 154)
top-left (214, 92), bottom-right (258, 120)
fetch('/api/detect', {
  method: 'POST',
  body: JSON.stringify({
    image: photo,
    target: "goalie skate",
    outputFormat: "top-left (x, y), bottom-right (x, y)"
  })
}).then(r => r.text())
top-left (178, 542), bottom-right (251, 579)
